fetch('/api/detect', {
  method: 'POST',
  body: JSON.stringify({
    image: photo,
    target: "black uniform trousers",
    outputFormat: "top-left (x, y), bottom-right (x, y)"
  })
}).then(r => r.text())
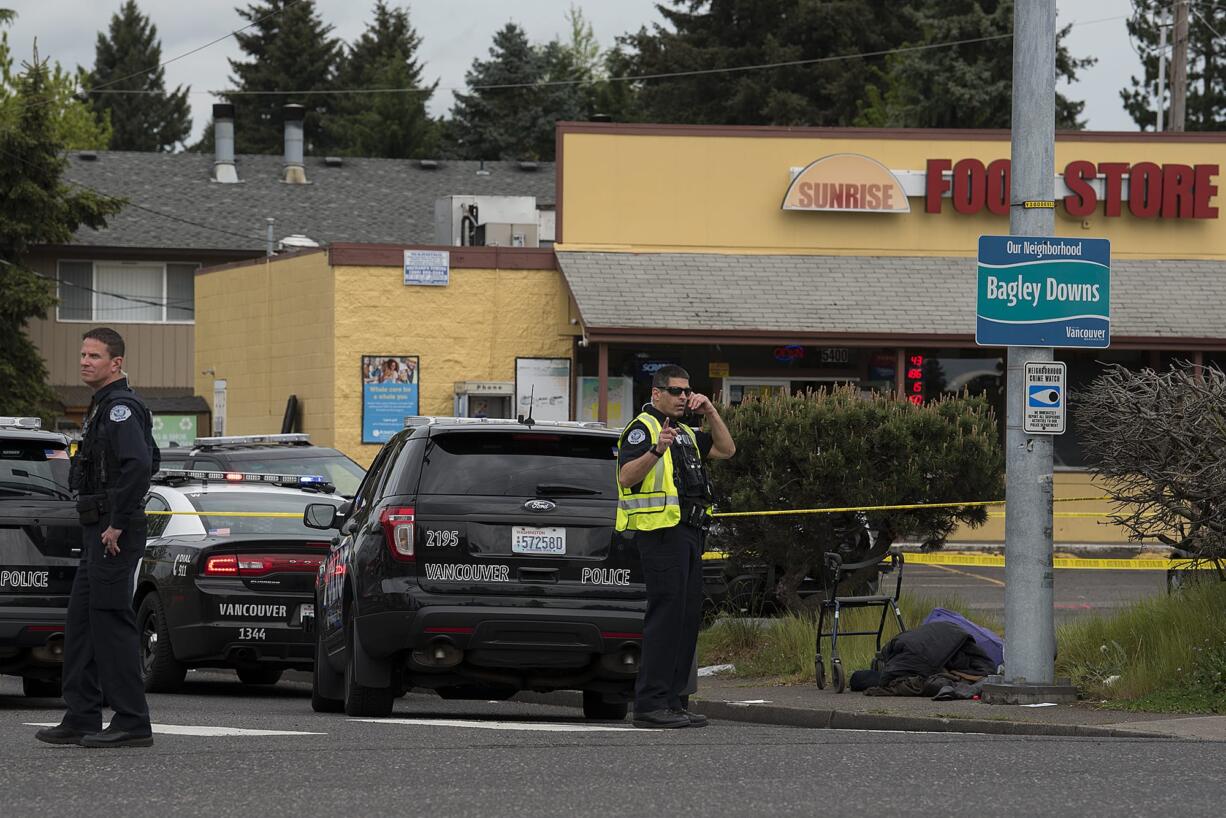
top-left (634, 522), bottom-right (704, 713)
top-left (61, 521), bottom-right (150, 733)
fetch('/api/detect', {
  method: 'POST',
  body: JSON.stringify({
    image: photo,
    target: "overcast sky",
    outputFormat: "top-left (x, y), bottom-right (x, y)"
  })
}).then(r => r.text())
top-left (5, 0), bottom-right (1143, 146)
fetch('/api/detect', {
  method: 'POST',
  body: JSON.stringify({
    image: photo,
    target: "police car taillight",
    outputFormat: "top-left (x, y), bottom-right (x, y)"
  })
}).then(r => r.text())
top-left (380, 506), bottom-right (415, 562)
top-left (235, 554), bottom-right (324, 576)
top-left (204, 555), bottom-right (239, 575)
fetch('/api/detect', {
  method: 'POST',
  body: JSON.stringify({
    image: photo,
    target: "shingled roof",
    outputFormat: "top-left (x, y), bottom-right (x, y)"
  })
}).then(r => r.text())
top-left (61, 152), bottom-right (555, 253)
top-left (557, 252), bottom-right (1226, 343)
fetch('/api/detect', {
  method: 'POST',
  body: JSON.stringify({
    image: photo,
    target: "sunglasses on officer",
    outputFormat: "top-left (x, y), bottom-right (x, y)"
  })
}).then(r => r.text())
top-left (656, 386), bottom-right (694, 396)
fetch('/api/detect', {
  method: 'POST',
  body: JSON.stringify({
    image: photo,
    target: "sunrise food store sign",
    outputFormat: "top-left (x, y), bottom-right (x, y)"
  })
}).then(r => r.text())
top-left (782, 154), bottom-right (1219, 220)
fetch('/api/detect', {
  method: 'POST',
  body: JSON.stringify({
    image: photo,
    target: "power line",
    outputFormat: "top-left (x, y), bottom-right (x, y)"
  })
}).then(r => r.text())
top-left (80, 14), bottom-right (1129, 99)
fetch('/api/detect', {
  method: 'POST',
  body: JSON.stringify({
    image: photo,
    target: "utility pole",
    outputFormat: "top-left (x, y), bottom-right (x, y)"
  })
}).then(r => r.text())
top-left (1156, 6), bottom-right (1169, 132)
top-left (981, 0), bottom-right (1075, 705)
top-left (1170, 0), bottom-right (1190, 131)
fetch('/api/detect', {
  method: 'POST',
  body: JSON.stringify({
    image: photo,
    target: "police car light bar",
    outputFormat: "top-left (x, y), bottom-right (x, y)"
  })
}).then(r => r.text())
top-left (0, 416), bottom-right (43, 429)
top-left (153, 469), bottom-right (329, 488)
top-left (193, 433), bottom-right (311, 447)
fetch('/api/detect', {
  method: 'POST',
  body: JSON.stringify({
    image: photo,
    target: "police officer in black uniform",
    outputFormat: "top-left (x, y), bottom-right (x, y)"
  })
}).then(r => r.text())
top-left (36, 328), bottom-right (157, 748)
top-left (617, 365), bottom-right (735, 728)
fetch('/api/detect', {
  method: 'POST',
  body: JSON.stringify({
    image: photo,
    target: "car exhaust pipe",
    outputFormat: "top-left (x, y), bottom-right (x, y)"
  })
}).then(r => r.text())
top-left (31, 633), bottom-right (66, 664)
top-left (411, 637), bottom-right (463, 669)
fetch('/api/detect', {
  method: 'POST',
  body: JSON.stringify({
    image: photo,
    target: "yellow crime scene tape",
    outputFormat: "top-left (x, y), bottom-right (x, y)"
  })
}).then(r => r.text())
top-left (147, 498), bottom-right (1219, 572)
top-left (145, 510), bottom-right (304, 518)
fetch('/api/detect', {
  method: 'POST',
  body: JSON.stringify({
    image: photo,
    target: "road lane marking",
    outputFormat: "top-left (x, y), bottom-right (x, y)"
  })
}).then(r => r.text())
top-left (930, 563), bottom-right (1007, 588)
top-left (349, 718), bottom-right (638, 732)
top-left (26, 722), bottom-right (324, 736)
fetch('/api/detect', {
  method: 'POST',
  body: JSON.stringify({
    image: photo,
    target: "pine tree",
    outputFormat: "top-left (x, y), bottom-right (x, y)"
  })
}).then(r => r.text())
top-left (218, 0), bottom-right (343, 154)
top-left (1121, 0), bottom-right (1226, 131)
top-left (0, 56), bottom-right (124, 422)
top-left (620, 0), bottom-right (1093, 129)
top-left (857, 0), bottom-right (1094, 129)
top-left (326, 1), bottom-right (437, 158)
top-left (445, 22), bottom-right (586, 161)
top-left (85, 1), bottom-right (191, 151)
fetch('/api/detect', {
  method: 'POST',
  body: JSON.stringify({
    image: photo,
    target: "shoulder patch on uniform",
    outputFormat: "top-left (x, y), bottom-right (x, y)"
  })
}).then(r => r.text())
top-left (627, 428), bottom-right (646, 445)
top-left (109, 404), bottom-right (132, 422)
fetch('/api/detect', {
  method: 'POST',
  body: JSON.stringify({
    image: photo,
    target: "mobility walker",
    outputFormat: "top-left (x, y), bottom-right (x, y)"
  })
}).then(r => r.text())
top-left (814, 544), bottom-right (906, 693)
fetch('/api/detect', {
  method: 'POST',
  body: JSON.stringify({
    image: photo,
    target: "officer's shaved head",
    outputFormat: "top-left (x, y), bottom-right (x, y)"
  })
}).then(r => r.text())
top-left (82, 327), bottom-right (125, 360)
top-left (652, 365), bottom-right (690, 388)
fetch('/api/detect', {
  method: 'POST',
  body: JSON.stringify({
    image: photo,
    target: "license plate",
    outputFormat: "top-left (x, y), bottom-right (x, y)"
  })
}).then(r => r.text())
top-left (511, 526), bottom-right (566, 555)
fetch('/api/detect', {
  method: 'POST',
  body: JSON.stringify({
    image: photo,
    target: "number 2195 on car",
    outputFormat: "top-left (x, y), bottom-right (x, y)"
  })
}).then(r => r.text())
top-left (511, 526), bottom-right (566, 555)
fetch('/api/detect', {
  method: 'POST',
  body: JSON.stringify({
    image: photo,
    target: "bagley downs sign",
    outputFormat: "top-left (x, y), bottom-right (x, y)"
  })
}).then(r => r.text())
top-left (782, 154), bottom-right (1219, 220)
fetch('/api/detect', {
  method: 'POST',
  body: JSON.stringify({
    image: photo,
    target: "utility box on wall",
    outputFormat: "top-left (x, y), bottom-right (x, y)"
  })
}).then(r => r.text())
top-left (475, 223), bottom-right (539, 248)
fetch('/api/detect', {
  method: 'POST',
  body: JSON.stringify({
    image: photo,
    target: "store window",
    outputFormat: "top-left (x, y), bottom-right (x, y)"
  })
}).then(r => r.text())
top-left (57, 260), bottom-right (196, 323)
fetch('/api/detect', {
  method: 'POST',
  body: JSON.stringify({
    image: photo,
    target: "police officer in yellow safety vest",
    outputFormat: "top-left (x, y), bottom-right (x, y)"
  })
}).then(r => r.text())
top-left (617, 365), bottom-right (735, 729)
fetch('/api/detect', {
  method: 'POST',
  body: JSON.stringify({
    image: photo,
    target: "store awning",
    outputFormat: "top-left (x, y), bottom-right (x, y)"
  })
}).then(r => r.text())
top-left (556, 251), bottom-right (1226, 348)
top-left (55, 385), bottom-right (210, 414)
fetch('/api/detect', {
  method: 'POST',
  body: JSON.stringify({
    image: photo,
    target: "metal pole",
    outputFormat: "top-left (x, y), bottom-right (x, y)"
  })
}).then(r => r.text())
top-left (1170, 0), bottom-right (1189, 131)
top-left (266, 217), bottom-right (275, 257)
top-left (1156, 6), bottom-right (1169, 132)
top-left (1002, 0), bottom-right (1057, 687)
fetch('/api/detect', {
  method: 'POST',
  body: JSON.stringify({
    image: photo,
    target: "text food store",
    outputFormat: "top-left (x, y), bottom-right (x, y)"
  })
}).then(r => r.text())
top-left (554, 123), bottom-right (1225, 542)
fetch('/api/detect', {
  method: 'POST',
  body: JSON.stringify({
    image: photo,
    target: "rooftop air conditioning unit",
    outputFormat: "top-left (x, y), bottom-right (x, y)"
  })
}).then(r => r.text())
top-left (475, 222), bottom-right (539, 248)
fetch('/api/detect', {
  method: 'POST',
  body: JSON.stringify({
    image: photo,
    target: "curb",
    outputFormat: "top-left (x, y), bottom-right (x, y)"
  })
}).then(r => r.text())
top-left (515, 690), bottom-right (1176, 740)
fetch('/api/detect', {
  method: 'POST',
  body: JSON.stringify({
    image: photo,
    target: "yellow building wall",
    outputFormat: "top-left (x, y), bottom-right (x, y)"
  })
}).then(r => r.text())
top-left (559, 131), bottom-right (1225, 260)
top-left (194, 251), bottom-right (336, 446)
top-left (332, 264), bottom-right (574, 466)
top-left (945, 470), bottom-right (1138, 546)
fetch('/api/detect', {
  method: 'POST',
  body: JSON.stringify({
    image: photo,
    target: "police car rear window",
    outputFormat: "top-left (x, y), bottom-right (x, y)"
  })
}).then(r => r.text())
top-left (0, 441), bottom-right (72, 500)
top-left (416, 432), bottom-right (616, 498)
top-left (185, 492), bottom-right (341, 537)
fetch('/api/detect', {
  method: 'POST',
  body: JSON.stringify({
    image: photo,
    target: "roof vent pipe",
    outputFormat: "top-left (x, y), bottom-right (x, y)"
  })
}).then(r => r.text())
top-left (282, 104), bottom-right (306, 184)
top-left (213, 103), bottom-right (238, 184)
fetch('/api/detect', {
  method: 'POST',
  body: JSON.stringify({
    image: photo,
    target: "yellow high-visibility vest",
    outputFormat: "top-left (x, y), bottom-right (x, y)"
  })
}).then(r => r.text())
top-left (615, 412), bottom-right (706, 532)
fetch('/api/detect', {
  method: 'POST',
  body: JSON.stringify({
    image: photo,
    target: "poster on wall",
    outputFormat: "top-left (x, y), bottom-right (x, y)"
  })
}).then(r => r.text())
top-left (515, 357), bottom-right (571, 422)
top-left (362, 355), bottom-right (420, 443)
top-left (578, 377), bottom-right (633, 428)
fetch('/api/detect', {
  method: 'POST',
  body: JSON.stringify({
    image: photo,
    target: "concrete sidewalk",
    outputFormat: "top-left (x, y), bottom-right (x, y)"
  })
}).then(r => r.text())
top-left (527, 677), bottom-right (1224, 741)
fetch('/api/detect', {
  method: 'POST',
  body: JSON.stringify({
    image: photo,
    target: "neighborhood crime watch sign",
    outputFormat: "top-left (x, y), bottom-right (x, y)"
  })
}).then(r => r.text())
top-left (782, 153), bottom-right (910, 213)
top-left (976, 235), bottom-right (1111, 348)
top-left (1024, 361), bottom-right (1066, 435)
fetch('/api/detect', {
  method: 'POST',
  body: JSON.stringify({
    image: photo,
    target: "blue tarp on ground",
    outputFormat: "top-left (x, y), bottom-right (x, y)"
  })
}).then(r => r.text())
top-left (922, 607), bottom-right (1004, 670)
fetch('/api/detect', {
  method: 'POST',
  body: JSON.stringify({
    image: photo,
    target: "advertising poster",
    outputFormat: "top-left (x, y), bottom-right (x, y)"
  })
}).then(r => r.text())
top-left (578, 377), bottom-right (633, 428)
top-left (515, 357), bottom-right (571, 422)
top-left (362, 355), bottom-right (420, 443)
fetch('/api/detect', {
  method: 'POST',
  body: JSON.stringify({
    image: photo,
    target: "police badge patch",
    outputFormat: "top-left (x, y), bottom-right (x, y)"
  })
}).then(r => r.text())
top-left (109, 404), bottom-right (132, 422)
top-left (626, 428), bottom-right (646, 445)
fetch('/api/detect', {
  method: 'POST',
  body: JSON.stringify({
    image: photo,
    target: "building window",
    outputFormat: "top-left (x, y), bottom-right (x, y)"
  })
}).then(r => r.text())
top-left (56, 260), bottom-right (196, 323)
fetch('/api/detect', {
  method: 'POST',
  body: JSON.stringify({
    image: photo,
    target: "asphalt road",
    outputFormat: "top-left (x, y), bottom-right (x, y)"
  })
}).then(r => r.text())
top-left (1, 671), bottom-right (1218, 816)
top-left (904, 563), bottom-right (1166, 624)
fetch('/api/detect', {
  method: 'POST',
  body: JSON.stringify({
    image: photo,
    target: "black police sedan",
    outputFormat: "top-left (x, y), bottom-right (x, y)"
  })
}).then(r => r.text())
top-left (303, 418), bottom-right (645, 719)
top-left (0, 417), bottom-right (77, 696)
top-left (136, 469), bottom-right (344, 691)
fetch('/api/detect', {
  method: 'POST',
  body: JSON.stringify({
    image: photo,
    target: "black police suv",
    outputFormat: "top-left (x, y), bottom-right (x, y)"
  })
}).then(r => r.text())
top-left (0, 417), bottom-right (78, 697)
top-left (303, 418), bottom-right (645, 720)
top-left (159, 433), bottom-right (366, 497)
top-left (135, 469), bottom-right (344, 691)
